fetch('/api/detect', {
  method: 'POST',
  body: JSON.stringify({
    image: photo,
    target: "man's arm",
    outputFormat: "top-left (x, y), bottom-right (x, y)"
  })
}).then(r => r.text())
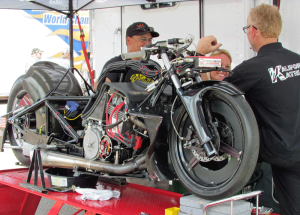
top-left (196, 35), bottom-right (222, 55)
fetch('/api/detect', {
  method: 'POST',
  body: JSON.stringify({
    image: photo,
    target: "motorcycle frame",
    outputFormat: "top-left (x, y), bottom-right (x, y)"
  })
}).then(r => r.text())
top-left (4, 42), bottom-right (245, 182)
top-left (8, 95), bottom-right (91, 137)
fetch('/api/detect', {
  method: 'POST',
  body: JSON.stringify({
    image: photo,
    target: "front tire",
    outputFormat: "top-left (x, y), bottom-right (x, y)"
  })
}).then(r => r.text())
top-left (7, 75), bottom-right (33, 166)
top-left (170, 90), bottom-right (259, 200)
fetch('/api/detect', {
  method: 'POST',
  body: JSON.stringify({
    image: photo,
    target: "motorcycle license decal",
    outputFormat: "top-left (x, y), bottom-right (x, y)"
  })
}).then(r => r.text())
top-left (51, 176), bottom-right (68, 187)
top-left (130, 74), bottom-right (154, 83)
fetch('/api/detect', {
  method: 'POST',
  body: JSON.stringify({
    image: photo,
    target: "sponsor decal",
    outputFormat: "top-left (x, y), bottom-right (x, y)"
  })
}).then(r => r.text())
top-left (43, 13), bottom-right (89, 26)
top-left (268, 62), bottom-right (300, 83)
top-left (24, 10), bottom-right (90, 70)
top-left (130, 74), bottom-right (154, 83)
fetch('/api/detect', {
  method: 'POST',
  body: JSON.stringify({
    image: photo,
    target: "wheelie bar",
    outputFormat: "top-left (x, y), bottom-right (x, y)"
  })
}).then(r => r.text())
top-left (45, 101), bottom-right (80, 142)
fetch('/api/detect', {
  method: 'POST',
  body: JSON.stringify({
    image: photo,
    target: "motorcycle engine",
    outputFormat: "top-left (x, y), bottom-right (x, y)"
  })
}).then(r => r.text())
top-left (83, 122), bottom-right (108, 160)
top-left (83, 92), bottom-right (134, 162)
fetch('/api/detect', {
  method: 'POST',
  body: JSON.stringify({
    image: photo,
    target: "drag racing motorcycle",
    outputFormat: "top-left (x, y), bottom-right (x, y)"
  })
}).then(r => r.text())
top-left (3, 35), bottom-right (259, 200)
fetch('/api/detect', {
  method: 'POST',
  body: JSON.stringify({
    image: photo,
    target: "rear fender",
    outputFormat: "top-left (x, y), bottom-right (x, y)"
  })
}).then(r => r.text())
top-left (23, 61), bottom-right (82, 102)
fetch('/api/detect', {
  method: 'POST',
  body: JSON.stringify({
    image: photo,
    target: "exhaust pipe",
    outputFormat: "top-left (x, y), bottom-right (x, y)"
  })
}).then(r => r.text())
top-left (34, 150), bottom-right (146, 174)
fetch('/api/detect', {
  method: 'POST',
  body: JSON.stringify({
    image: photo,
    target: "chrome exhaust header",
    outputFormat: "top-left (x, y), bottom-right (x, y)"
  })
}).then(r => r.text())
top-left (34, 150), bottom-right (146, 174)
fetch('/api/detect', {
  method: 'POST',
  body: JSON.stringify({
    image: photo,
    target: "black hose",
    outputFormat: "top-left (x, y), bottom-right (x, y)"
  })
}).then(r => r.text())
top-left (72, 67), bottom-right (95, 95)
top-left (81, 85), bottom-right (108, 119)
top-left (96, 60), bottom-right (161, 93)
top-left (152, 83), bottom-right (168, 107)
top-left (82, 60), bottom-right (163, 118)
top-left (103, 120), bottom-right (123, 130)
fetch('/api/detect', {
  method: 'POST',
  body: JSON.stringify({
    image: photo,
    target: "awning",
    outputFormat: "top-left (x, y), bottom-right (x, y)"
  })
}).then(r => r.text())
top-left (0, 0), bottom-right (194, 11)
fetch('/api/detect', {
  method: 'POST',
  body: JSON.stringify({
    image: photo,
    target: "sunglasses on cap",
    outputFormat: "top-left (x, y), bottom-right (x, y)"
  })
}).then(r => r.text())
top-left (128, 25), bottom-right (155, 34)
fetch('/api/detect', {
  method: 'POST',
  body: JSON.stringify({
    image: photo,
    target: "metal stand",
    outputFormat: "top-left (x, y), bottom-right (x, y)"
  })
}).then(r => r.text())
top-left (203, 191), bottom-right (262, 215)
top-left (19, 148), bottom-right (48, 194)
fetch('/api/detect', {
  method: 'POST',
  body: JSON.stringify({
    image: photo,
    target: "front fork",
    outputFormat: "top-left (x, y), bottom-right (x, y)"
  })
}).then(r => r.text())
top-left (161, 52), bottom-right (217, 158)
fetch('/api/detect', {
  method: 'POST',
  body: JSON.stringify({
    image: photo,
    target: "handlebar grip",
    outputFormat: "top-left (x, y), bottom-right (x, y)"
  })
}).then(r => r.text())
top-left (168, 38), bottom-right (185, 45)
top-left (121, 50), bottom-right (146, 60)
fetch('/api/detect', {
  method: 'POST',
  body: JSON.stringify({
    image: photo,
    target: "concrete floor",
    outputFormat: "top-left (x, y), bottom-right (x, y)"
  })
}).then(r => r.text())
top-left (35, 198), bottom-right (86, 215)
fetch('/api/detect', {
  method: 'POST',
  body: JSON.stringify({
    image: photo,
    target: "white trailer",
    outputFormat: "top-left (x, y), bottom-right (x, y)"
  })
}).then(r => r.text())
top-left (90, 0), bottom-right (300, 79)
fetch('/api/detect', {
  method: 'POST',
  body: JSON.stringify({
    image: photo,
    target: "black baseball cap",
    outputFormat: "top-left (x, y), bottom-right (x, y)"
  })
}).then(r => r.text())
top-left (126, 22), bottom-right (159, 38)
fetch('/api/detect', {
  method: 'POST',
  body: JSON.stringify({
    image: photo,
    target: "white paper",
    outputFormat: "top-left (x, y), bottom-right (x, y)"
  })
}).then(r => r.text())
top-left (75, 187), bottom-right (121, 201)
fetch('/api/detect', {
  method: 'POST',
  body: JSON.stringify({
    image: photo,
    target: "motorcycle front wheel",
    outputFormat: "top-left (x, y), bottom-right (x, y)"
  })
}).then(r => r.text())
top-left (170, 90), bottom-right (259, 200)
top-left (7, 75), bottom-right (33, 166)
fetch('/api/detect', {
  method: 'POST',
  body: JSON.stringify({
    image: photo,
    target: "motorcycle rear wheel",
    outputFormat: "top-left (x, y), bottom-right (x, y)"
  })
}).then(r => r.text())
top-left (7, 75), bottom-right (33, 166)
top-left (170, 90), bottom-right (259, 200)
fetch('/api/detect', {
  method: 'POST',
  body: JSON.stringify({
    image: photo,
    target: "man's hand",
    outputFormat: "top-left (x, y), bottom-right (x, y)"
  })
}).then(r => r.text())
top-left (196, 35), bottom-right (222, 55)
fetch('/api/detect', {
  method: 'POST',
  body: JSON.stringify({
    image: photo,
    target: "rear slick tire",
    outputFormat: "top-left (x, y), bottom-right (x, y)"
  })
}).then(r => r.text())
top-left (170, 90), bottom-right (259, 200)
top-left (7, 75), bottom-right (32, 166)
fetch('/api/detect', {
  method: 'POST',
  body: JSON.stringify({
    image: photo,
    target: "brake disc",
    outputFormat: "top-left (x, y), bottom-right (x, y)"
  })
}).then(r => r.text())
top-left (190, 121), bottom-right (234, 162)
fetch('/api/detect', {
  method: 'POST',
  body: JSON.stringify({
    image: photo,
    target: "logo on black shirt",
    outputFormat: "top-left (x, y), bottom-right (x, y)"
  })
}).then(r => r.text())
top-left (268, 63), bottom-right (300, 83)
top-left (130, 74), bottom-right (154, 83)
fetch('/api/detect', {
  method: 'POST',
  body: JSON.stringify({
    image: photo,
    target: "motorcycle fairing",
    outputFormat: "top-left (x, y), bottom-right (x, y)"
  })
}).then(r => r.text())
top-left (129, 112), bottom-right (174, 181)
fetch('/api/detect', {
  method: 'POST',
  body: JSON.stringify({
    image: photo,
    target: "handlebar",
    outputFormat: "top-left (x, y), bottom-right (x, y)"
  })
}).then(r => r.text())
top-left (121, 35), bottom-right (194, 61)
top-left (121, 50), bottom-right (147, 60)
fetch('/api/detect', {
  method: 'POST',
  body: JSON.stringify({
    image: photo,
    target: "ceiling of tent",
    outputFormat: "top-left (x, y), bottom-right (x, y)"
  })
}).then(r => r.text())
top-left (0, 0), bottom-right (195, 11)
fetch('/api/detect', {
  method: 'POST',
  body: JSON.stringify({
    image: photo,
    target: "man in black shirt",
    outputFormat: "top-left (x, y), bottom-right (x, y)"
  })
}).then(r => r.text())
top-left (196, 4), bottom-right (300, 215)
top-left (93, 22), bottom-right (160, 91)
top-left (105, 22), bottom-right (160, 83)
